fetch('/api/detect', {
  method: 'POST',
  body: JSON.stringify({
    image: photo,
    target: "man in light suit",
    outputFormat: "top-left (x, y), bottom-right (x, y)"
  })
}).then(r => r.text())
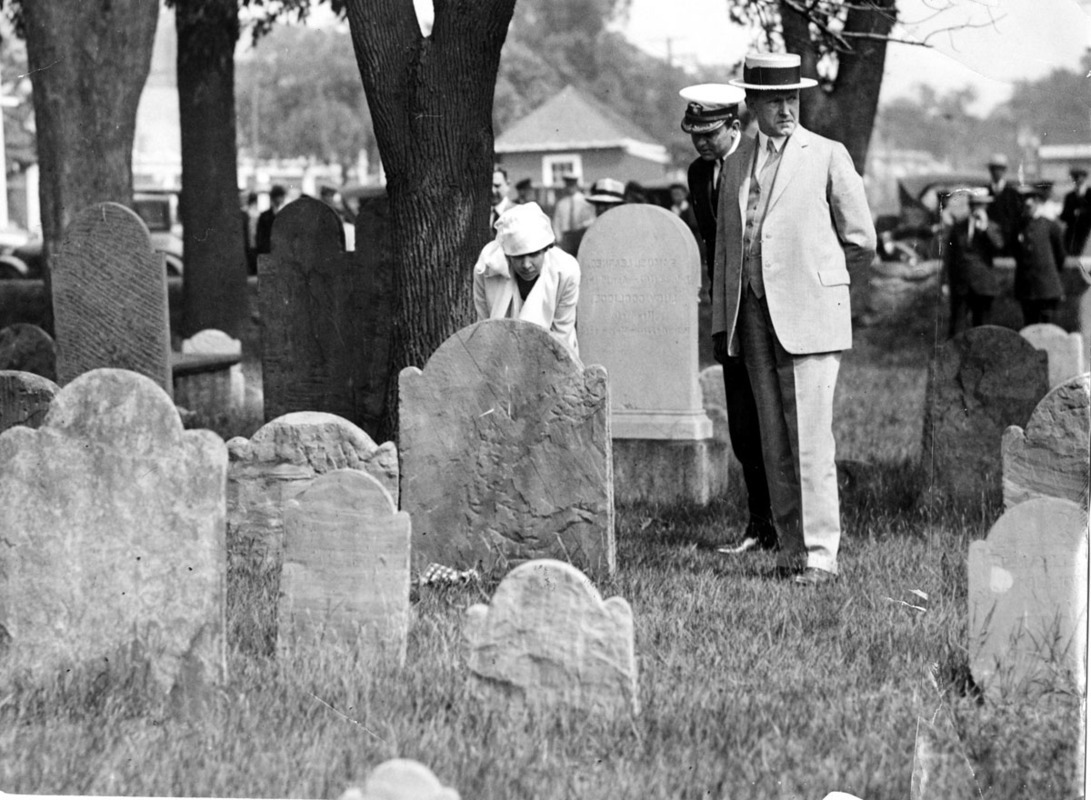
top-left (712, 53), bottom-right (876, 585)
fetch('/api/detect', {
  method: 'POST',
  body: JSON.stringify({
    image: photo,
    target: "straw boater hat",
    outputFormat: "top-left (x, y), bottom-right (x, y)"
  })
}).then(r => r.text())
top-left (679, 84), bottom-right (746, 134)
top-left (730, 52), bottom-right (817, 91)
top-left (587, 178), bottom-right (625, 205)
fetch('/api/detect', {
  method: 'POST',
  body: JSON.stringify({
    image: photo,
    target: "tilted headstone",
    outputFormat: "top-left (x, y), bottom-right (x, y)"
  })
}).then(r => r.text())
top-left (259, 196), bottom-right (393, 440)
top-left (968, 497), bottom-right (1088, 699)
top-left (52, 202), bottom-right (171, 393)
top-left (0, 370), bottom-right (59, 434)
top-left (1019, 323), bottom-right (1087, 388)
top-left (0, 323), bottom-right (57, 381)
top-left (1002, 373), bottom-right (1090, 509)
top-left (577, 204), bottom-right (710, 439)
top-left (0, 368), bottom-right (226, 704)
top-left (279, 470), bottom-right (410, 663)
top-left (181, 328), bottom-right (246, 410)
top-left (399, 319), bottom-right (614, 575)
top-left (339, 759), bottom-right (460, 800)
top-left (464, 560), bottom-right (637, 715)
top-left (922, 326), bottom-right (1048, 504)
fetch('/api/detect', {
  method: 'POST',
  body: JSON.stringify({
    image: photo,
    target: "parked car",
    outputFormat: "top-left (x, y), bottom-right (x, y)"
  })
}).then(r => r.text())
top-left (875, 172), bottom-right (990, 263)
top-left (0, 191), bottom-right (183, 280)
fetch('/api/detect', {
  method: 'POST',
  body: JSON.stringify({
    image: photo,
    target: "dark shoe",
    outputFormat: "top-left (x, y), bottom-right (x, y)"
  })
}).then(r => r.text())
top-left (793, 567), bottom-right (838, 587)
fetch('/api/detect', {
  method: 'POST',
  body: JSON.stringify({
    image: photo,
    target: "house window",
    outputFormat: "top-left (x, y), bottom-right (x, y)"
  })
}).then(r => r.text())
top-left (543, 154), bottom-right (582, 188)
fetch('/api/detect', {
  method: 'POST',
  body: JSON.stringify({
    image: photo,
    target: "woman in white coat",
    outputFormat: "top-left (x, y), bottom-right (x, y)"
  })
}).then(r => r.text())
top-left (472, 202), bottom-right (581, 356)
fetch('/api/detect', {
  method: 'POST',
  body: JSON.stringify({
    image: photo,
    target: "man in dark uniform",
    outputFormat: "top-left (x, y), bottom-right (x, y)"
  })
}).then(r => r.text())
top-left (255, 184), bottom-right (287, 256)
top-left (986, 153), bottom-right (1023, 255)
top-left (1059, 165), bottom-right (1091, 256)
top-left (680, 82), bottom-right (775, 553)
top-left (1014, 185), bottom-right (1067, 326)
top-left (944, 188), bottom-right (1004, 336)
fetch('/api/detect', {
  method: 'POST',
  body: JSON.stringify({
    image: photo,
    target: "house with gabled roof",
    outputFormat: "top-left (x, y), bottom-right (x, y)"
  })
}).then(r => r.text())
top-left (494, 85), bottom-right (671, 192)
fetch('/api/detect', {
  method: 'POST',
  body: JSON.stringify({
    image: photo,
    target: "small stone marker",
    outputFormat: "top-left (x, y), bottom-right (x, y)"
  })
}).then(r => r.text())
top-left (464, 560), bottom-right (637, 715)
top-left (577, 204), bottom-right (710, 439)
top-left (1002, 373), bottom-right (1090, 509)
top-left (399, 319), bottom-right (614, 575)
top-left (52, 202), bottom-right (172, 392)
top-left (340, 759), bottom-right (460, 800)
top-left (967, 497), bottom-right (1088, 699)
top-left (0, 370), bottom-right (59, 434)
top-left (1019, 323), bottom-right (1087, 388)
top-left (0, 368), bottom-right (226, 703)
top-left (259, 196), bottom-right (393, 440)
top-left (279, 470), bottom-right (410, 663)
top-left (922, 325), bottom-right (1048, 505)
top-left (181, 328), bottom-right (246, 410)
top-left (0, 323), bottom-right (57, 381)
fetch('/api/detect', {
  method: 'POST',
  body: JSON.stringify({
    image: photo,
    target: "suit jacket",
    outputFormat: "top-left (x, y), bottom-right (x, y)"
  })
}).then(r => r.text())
top-left (711, 127), bottom-right (876, 356)
top-left (255, 208), bottom-right (277, 254)
top-left (1014, 216), bottom-right (1066, 301)
top-left (943, 218), bottom-right (1003, 297)
top-left (472, 241), bottom-right (581, 356)
top-left (989, 182), bottom-right (1023, 254)
top-left (688, 157), bottom-right (718, 279)
top-left (1060, 188), bottom-right (1091, 255)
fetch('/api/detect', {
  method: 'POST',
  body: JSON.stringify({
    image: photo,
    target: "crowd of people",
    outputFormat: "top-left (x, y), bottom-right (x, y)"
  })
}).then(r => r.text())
top-left (943, 154), bottom-right (1084, 336)
top-left (478, 51), bottom-right (876, 587)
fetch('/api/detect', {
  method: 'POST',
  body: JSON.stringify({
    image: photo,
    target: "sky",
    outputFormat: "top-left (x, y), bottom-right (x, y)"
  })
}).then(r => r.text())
top-left (618, 0), bottom-right (1090, 114)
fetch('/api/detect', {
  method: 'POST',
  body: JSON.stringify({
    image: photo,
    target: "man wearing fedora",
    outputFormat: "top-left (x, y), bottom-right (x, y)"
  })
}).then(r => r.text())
top-left (943, 188), bottom-right (1004, 336)
top-left (711, 52), bottom-right (876, 586)
top-left (680, 82), bottom-right (775, 553)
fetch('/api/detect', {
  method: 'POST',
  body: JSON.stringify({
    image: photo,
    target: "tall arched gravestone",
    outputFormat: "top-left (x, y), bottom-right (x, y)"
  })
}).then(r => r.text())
top-left (1019, 323), bottom-right (1087, 389)
top-left (922, 326), bottom-right (1048, 505)
top-left (399, 319), bottom-right (615, 576)
top-left (226, 411), bottom-right (398, 652)
top-left (576, 205), bottom-right (726, 504)
top-left (1002, 373), bottom-right (1090, 510)
top-left (0, 369), bottom-right (226, 705)
top-left (259, 196), bottom-right (393, 441)
top-left (52, 203), bottom-right (171, 393)
top-left (0, 370), bottom-right (59, 434)
top-left (968, 497), bottom-right (1088, 699)
top-left (279, 470), bottom-right (410, 664)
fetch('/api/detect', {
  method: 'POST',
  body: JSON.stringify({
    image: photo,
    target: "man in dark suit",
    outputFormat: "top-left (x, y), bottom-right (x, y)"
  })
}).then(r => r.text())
top-left (944, 188), bottom-right (1004, 336)
top-left (986, 153), bottom-right (1023, 255)
top-left (1014, 186), bottom-right (1067, 326)
top-left (680, 83), bottom-right (775, 554)
top-left (254, 184), bottom-right (287, 256)
top-left (1059, 165), bottom-right (1091, 256)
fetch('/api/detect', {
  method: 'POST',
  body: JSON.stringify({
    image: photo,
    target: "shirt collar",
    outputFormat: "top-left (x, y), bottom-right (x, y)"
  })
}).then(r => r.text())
top-left (757, 130), bottom-right (787, 154)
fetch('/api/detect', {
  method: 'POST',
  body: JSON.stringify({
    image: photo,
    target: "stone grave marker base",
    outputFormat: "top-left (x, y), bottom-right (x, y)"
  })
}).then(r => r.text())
top-left (611, 438), bottom-right (730, 506)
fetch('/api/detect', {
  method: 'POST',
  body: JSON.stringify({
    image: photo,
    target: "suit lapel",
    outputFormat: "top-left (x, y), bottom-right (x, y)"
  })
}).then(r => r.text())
top-left (767, 126), bottom-right (810, 212)
top-left (734, 135), bottom-right (757, 226)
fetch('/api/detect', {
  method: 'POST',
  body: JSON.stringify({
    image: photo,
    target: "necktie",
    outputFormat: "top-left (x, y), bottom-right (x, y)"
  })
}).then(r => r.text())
top-left (759, 139), bottom-right (780, 188)
top-left (712, 158), bottom-right (723, 211)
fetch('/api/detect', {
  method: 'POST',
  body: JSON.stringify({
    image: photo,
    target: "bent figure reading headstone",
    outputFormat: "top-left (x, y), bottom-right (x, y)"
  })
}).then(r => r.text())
top-left (399, 319), bottom-right (614, 576)
top-left (0, 368), bottom-right (226, 706)
top-left (52, 203), bottom-right (171, 393)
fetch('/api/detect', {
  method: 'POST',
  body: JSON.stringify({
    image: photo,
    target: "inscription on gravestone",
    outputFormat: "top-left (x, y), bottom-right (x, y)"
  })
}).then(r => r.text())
top-left (52, 203), bottom-right (172, 393)
top-left (0, 370), bottom-right (59, 434)
top-left (577, 205), bottom-right (710, 440)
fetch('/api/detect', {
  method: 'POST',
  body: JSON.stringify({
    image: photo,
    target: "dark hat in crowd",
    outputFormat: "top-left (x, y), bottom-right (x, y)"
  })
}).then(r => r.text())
top-left (730, 53), bottom-right (817, 91)
top-left (270, 184), bottom-right (287, 200)
top-left (965, 187), bottom-right (993, 206)
top-left (679, 84), bottom-right (746, 134)
top-left (562, 174), bottom-right (580, 184)
top-left (515, 178), bottom-right (533, 191)
top-left (1016, 183), bottom-right (1050, 200)
top-left (587, 178), bottom-right (625, 205)
top-left (1070, 164), bottom-right (1089, 178)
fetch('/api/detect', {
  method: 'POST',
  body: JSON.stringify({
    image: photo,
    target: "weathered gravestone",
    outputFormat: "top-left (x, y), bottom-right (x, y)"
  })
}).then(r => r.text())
top-left (922, 326), bottom-right (1048, 505)
top-left (340, 759), bottom-right (460, 800)
top-left (259, 196), bottom-right (393, 440)
top-left (399, 319), bottom-right (614, 576)
top-left (279, 469), bottom-right (410, 664)
top-left (52, 202), bottom-right (172, 393)
top-left (1002, 373), bottom-right (1090, 509)
top-left (0, 323), bottom-right (57, 381)
top-left (463, 559), bottom-right (637, 715)
top-left (1019, 323), bottom-right (1087, 389)
top-left (968, 497), bottom-right (1088, 699)
top-left (226, 411), bottom-right (398, 650)
top-left (0, 370), bottom-right (59, 434)
top-left (577, 205), bottom-right (725, 504)
top-left (180, 328), bottom-right (246, 412)
top-left (0, 368), bottom-right (226, 704)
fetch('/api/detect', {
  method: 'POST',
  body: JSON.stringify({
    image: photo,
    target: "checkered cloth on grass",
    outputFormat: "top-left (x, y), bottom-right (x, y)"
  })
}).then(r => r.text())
top-left (418, 562), bottom-right (479, 587)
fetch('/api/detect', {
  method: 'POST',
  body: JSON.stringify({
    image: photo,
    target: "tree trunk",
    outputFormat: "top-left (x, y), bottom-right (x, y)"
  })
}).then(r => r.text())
top-left (22, 0), bottom-right (159, 330)
top-left (175, 0), bottom-right (249, 340)
top-left (780, 0), bottom-right (896, 174)
top-left (344, 0), bottom-right (516, 442)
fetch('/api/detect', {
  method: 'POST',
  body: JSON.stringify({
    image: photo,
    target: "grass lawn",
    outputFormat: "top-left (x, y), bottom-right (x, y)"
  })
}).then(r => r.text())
top-left (0, 292), bottom-right (1083, 799)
